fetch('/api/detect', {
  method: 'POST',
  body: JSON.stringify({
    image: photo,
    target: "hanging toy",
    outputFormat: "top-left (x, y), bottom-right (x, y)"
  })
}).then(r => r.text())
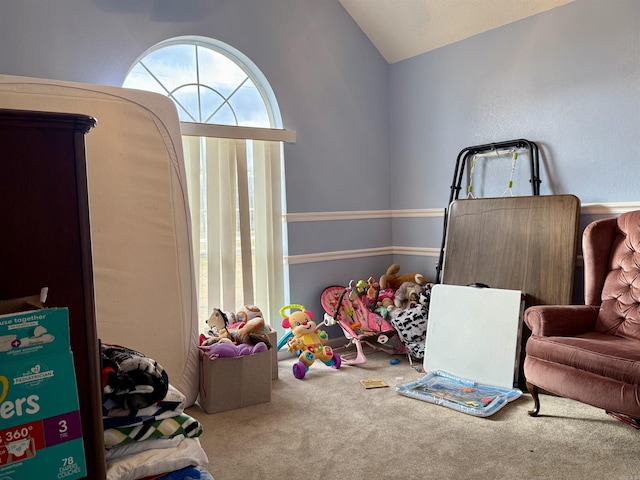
top-left (501, 150), bottom-right (518, 197)
top-left (280, 304), bottom-right (341, 379)
top-left (466, 156), bottom-right (477, 199)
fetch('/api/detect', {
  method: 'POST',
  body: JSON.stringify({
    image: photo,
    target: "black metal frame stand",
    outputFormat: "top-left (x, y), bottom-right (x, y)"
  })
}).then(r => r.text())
top-left (435, 139), bottom-right (541, 284)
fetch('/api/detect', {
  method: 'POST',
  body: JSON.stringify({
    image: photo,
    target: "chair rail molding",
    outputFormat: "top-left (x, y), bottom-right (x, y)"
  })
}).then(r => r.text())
top-left (285, 202), bottom-right (639, 223)
top-left (284, 202), bottom-right (639, 264)
top-left (580, 202), bottom-right (640, 215)
top-left (284, 208), bottom-right (443, 222)
top-left (286, 246), bottom-right (440, 265)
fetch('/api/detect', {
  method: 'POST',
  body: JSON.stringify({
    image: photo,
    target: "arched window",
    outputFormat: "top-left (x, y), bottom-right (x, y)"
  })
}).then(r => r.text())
top-left (124, 36), bottom-right (292, 332)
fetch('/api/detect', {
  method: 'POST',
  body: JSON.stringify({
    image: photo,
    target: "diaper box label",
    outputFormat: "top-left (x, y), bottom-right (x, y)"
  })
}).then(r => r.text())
top-left (0, 308), bottom-right (86, 479)
top-left (0, 308), bottom-right (71, 358)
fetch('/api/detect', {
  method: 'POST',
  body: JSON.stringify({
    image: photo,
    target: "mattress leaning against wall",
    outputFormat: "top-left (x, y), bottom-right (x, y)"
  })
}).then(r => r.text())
top-left (0, 74), bottom-right (200, 406)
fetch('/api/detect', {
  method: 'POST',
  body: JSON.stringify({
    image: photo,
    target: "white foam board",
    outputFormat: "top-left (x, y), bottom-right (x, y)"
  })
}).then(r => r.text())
top-left (424, 284), bottom-right (524, 389)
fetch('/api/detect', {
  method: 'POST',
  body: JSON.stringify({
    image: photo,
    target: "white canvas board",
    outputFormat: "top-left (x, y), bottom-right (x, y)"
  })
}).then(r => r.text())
top-left (424, 284), bottom-right (523, 389)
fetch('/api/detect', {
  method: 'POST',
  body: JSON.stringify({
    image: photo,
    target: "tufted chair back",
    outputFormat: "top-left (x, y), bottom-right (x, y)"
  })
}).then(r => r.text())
top-left (583, 210), bottom-right (640, 341)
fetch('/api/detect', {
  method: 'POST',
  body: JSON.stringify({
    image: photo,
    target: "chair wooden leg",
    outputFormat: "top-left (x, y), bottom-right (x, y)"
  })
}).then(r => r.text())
top-left (526, 382), bottom-right (541, 417)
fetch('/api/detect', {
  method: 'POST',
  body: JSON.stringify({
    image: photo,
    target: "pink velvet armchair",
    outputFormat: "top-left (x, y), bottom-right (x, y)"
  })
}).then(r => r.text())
top-left (524, 210), bottom-right (640, 421)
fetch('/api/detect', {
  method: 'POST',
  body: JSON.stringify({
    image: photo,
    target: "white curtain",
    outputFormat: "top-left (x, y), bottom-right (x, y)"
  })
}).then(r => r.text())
top-left (183, 136), bottom-right (285, 330)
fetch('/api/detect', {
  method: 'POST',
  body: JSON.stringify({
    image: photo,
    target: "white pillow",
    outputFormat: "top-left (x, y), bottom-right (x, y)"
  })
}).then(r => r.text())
top-left (104, 434), bottom-right (185, 461)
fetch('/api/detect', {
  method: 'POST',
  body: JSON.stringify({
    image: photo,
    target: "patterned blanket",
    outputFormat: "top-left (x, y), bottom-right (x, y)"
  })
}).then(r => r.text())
top-left (104, 413), bottom-right (203, 448)
top-left (103, 384), bottom-right (186, 430)
top-left (101, 345), bottom-right (202, 453)
top-left (101, 343), bottom-right (169, 410)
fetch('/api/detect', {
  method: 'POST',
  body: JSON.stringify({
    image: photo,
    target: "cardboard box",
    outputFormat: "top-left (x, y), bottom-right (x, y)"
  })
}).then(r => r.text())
top-left (267, 331), bottom-right (278, 379)
top-left (0, 307), bottom-right (86, 480)
top-left (0, 293), bottom-right (44, 314)
top-left (198, 348), bottom-right (272, 414)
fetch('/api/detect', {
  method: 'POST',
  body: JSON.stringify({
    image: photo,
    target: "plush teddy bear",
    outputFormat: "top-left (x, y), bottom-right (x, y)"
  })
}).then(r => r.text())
top-left (393, 281), bottom-right (427, 310)
top-left (379, 263), bottom-right (428, 291)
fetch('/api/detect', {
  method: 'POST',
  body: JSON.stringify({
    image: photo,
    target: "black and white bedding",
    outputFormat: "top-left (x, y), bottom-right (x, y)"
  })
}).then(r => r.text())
top-left (101, 345), bottom-right (210, 480)
top-left (103, 384), bottom-right (187, 430)
top-left (102, 343), bottom-right (170, 410)
top-left (390, 303), bottom-right (429, 359)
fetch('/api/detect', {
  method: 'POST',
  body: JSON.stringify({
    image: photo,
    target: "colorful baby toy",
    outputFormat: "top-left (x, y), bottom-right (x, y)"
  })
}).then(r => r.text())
top-left (280, 304), bottom-right (341, 379)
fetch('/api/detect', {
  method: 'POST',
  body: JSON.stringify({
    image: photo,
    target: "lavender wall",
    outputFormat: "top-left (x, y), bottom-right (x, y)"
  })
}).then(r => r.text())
top-left (389, 0), bottom-right (640, 280)
top-left (0, 0), bottom-right (392, 315)
top-left (0, 0), bottom-right (637, 316)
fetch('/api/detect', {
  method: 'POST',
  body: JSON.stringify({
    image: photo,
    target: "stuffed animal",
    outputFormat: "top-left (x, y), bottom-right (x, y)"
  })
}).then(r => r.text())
top-left (198, 340), bottom-right (268, 360)
top-left (201, 305), bottom-right (272, 347)
top-left (379, 263), bottom-right (428, 291)
top-left (365, 276), bottom-right (379, 308)
top-left (378, 287), bottom-right (395, 304)
top-left (394, 281), bottom-right (427, 310)
top-left (374, 287), bottom-right (395, 317)
top-left (280, 304), bottom-right (341, 379)
top-left (234, 304), bottom-right (264, 324)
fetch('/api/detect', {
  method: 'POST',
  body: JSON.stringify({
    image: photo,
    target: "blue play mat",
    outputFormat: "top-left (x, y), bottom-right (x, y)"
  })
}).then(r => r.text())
top-left (395, 370), bottom-right (522, 417)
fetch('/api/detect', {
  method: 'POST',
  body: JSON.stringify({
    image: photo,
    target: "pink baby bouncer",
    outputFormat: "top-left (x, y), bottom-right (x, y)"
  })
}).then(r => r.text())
top-left (321, 280), bottom-right (405, 365)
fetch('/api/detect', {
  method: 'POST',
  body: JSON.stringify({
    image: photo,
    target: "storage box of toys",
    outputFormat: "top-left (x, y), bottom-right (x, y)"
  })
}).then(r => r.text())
top-left (0, 299), bottom-right (86, 480)
top-left (197, 305), bottom-right (275, 414)
top-left (198, 347), bottom-right (272, 414)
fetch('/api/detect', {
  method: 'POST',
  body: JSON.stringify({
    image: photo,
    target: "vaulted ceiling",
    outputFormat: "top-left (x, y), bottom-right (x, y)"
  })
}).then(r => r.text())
top-left (339, 0), bottom-right (575, 63)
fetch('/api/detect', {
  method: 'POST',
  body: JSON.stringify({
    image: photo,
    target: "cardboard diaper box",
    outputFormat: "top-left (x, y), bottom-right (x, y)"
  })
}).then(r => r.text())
top-left (0, 306), bottom-right (86, 480)
top-left (198, 347), bottom-right (272, 414)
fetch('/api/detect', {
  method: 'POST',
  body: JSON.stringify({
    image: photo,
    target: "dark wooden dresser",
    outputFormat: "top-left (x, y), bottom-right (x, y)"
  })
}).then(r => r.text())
top-left (0, 109), bottom-right (106, 479)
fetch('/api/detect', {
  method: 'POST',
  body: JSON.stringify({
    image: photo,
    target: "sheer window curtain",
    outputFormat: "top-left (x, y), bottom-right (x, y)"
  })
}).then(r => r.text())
top-left (182, 135), bottom-right (285, 331)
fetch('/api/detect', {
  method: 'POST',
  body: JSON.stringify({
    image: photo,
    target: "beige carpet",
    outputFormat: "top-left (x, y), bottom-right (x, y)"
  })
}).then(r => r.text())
top-left (187, 347), bottom-right (639, 480)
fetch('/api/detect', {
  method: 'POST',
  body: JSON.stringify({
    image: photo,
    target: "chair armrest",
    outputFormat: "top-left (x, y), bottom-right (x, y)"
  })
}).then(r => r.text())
top-left (524, 305), bottom-right (599, 337)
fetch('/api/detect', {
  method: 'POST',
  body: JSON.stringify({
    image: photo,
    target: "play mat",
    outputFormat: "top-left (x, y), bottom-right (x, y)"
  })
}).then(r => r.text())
top-left (396, 370), bottom-right (522, 417)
